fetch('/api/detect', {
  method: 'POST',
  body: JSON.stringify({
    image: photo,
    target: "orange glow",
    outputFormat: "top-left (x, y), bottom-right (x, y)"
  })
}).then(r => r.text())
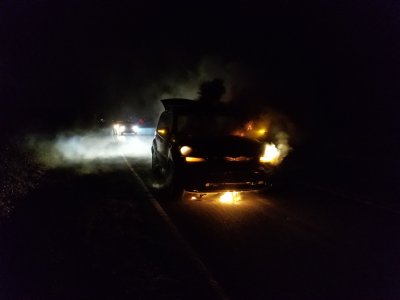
top-left (231, 114), bottom-right (291, 165)
top-left (157, 129), bottom-right (167, 135)
top-left (257, 128), bottom-right (267, 136)
top-left (246, 121), bottom-right (254, 131)
top-left (260, 143), bottom-right (281, 165)
top-left (219, 192), bottom-right (241, 204)
top-left (185, 157), bottom-right (206, 163)
top-left (180, 146), bottom-right (192, 156)
top-left (232, 120), bottom-right (270, 140)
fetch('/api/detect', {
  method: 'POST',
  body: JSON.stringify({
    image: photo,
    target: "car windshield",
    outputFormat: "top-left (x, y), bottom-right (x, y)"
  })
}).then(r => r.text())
top-left (176, 111), bottom-right (239, 136)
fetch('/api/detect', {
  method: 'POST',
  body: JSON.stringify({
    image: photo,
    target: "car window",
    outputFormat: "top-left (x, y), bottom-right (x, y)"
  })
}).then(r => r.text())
top-left (176, 112), bottom-right (238, 136)
top-left (157, 112), bottom-right (172, 131)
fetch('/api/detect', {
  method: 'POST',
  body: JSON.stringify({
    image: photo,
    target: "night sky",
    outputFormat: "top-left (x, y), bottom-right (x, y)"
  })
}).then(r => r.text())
top-left (1, 0), bottom-right (399, 157)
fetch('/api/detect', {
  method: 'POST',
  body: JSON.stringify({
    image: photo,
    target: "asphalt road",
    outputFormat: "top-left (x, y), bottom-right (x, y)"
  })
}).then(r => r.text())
top-left (1, 134), bottom-right (399, 300)
top-left (128, 135), bottom-right (400, 300)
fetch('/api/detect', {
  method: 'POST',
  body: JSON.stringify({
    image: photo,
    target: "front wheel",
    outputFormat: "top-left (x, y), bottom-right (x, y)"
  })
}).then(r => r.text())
top-left (154, 161), bottom-right (184, 201)
top-left (151, 152), bottom-right (161, 176)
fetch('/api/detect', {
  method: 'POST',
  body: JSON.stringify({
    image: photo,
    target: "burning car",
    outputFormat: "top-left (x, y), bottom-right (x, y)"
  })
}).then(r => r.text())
top-left (151, 99), bottom-right (279, 200)
top-left (112, 120), bottom-right (139, 136)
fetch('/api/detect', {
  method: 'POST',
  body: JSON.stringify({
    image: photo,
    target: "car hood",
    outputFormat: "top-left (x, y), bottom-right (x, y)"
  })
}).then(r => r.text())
top-left (176, 135), bottom-right (263, 158)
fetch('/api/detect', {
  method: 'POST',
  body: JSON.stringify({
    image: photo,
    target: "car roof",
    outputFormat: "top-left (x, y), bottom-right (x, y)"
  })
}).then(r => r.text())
top-left (161, 98), bottom-right (197, 110)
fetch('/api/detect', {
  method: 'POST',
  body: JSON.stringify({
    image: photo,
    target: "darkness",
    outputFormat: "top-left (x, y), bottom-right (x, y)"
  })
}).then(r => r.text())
top-left (1, 2), bottom-right (400, 299)
top-left (1, 0), bottom-right (399, 164)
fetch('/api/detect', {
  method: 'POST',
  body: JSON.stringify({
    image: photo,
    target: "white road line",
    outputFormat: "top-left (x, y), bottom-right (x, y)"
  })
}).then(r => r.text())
top-left (121, 155), bottom-right (230, 300)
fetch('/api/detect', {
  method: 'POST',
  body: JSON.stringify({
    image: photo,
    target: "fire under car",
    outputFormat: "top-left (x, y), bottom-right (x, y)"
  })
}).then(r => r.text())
top-left (151, 98), bottom-right (277, 200)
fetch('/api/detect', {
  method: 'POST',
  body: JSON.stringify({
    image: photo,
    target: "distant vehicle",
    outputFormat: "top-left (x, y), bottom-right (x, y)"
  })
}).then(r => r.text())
top-left (151, 98), bottom-right (274, 199)
top-left (112, 120), bottom-right (139, 135)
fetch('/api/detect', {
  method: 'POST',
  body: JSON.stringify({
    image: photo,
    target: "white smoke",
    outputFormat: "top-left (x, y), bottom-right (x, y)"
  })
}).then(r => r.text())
top-left (28, 130), bottom-right (154, 174)
top-left (275, 131), bottom-right (292, 162)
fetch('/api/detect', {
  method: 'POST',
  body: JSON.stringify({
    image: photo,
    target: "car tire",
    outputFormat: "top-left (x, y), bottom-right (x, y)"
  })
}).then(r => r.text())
top-left (151, 152), bottom-right (161, 176)
top-left (155, 160), bottom-right (183, 201)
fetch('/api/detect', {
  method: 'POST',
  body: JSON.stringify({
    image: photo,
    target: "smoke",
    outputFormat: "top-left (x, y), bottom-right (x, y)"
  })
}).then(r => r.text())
top-left (121, 56), bottom-right (244, 122)
top-left (262, 111), bottom-right (294, 164)
top-left (27, 54), bottom-right (294, 172)
top-left (84, 55), bottom-right (294, 167)
top-left (104, 55), bottom-right (265, 122)
top-left (231, 107), bottom-right (295, 164)
top-left (274, 131), bottom-right (291, 164)
top-left (28, 130), bottom-right (154, 174)
top-left (152, 56), bottom-right (259, 104)
top-left (146, 56), bottom-right (295, 161)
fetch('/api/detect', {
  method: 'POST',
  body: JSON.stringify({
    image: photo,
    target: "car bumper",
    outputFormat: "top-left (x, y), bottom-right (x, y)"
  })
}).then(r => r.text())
top-left (180, 165), bottom-right (272, 193)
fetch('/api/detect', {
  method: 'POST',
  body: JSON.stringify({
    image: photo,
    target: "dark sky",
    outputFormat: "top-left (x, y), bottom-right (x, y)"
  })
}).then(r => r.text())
top-left (1, 0), bottom-right (399, 152)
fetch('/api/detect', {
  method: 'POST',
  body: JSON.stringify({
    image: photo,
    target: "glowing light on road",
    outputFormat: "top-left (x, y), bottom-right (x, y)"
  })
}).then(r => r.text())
top-left (219, 191), bottom-right (241, 204)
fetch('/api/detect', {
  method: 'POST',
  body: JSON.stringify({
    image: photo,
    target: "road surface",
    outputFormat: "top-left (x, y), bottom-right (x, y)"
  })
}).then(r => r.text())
top-left (1, 134), bottom-right (399, 300)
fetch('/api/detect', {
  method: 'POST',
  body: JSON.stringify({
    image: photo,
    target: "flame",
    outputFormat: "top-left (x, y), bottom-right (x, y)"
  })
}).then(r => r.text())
top-left (231, 116), bottom-right (291, 166)
top-left (233, 120), bottom-right (269, 139)
top-left (260, 143), bottom-right (281, 165)
top-left (219, 192), bottom-right (241, 204)
top-left (246, 121), bottom-right (254, 131)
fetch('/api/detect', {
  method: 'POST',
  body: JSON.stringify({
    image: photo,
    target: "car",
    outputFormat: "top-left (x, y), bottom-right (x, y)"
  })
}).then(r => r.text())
top-left (112, 120), bottom-right (139, 135)
top-left (151, 98), bottom-right (274, 199)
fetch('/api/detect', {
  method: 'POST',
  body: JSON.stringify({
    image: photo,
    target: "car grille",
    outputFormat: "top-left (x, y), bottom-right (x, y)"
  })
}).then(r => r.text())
top-left (223, 156), bottom-right (252, 162)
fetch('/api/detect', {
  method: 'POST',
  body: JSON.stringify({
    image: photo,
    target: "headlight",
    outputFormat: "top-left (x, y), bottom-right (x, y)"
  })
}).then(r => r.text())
top-left (185, 157), bottom-right (206, 163)
top-left (132, 125), bottom-right (139, 131)
top-left (180, 146), bottom-right (192, 156)
top-left (113, 124), bottom-right (120, 130)
top-left (120, 125), bottom-right (126, 131)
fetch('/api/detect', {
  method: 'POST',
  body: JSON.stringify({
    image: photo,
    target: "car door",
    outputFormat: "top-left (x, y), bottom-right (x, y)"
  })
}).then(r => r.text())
top-left (154, 111), bottom-right (173, 166)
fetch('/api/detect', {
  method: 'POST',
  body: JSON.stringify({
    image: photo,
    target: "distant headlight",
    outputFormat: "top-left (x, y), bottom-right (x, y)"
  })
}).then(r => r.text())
top-left (185, 157), bottom-right (206, 163)
top-left (180, 146), bottom-right (192, 156)
top-left (132, 125), bottom-right (139, 131)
